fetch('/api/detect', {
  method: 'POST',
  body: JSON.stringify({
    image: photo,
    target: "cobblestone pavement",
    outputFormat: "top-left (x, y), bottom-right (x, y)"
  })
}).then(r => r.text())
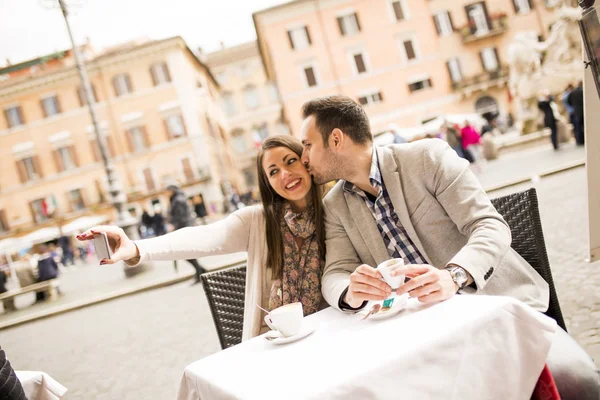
top-left (1, 144), bottom-right (598, 399)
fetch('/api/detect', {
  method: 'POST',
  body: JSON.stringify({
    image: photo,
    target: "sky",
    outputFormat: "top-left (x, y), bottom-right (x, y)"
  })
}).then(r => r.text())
top-left (0, 0), bottom-right (290, 68)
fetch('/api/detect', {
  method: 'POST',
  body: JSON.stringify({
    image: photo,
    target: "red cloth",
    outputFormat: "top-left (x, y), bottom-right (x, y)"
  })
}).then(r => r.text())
top-left (532, 364), bottom-right (561, 400)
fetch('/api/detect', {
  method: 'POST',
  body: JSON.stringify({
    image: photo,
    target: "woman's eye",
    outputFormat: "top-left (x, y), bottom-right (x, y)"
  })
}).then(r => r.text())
top-left (288, 158), bottom-right (297, 164)
top-left (269, 169), bottom-right (278, 177)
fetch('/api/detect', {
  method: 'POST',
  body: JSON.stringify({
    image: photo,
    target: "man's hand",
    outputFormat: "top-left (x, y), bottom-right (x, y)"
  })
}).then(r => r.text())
top-left (344, 264), bottom-right (392, 308)
top-left (392, 264), bottom-right (458, 304)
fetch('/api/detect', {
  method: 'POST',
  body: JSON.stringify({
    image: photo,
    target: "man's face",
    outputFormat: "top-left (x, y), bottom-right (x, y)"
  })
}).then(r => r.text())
top-left (300, 116), bottom-right (342, 185)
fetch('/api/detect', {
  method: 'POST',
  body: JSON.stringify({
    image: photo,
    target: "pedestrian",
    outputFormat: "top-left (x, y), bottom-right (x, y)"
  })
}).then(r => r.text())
top-left (537, 93), bottom-right (559, 150)
top-left (442, 121), bottom-right (465, 159)
top-left (77, 135), bottom-right (327, 340)
top-left (460, 120), bottom-right (483, 170)
top-left (58, 234), bottom-right (74, 267)
top-left (193, 195), bottom-right (208, 225)
top-left (562, 83), bottom-right (576, 133)
top-left (151, 205), bottom-right (167, 237)
top-left (567, 81), bottom-right (584, 146)
top-left (164, 184), bottom-right (207, 284)
top-left (140, 208), bottom-right (154, 238)
top-left (35, 245), bottom-right (60, 302)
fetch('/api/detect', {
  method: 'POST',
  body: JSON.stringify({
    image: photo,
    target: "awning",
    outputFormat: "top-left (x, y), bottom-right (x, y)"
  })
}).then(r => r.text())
top-left (20, 227), bottom-right (61, 246)
top-left (61, 215), bottom-right (109, 235)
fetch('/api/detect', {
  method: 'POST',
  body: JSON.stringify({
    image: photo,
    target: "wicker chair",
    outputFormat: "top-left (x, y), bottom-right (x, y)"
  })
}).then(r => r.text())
top-left (201, 264), bottom-right (247, 349)
top-left (491, 188), bottom-right (567, 331)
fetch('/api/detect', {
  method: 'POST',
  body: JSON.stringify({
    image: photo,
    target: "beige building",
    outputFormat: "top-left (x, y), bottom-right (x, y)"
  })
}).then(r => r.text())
top-left (253, 0), bottom-right (559, 136)
top-left (205, 41), bottom-right (289, 187)
top-left (0, 36), bottom-right (241, 238)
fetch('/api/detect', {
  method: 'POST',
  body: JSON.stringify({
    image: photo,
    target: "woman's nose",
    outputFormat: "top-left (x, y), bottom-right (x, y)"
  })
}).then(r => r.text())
top-left (281, 168), bottom-right (291, 179)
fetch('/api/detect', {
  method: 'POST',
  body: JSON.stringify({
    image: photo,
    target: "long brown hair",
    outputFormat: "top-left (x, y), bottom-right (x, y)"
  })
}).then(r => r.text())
top-left (256, 135), bottom-right (325, 280)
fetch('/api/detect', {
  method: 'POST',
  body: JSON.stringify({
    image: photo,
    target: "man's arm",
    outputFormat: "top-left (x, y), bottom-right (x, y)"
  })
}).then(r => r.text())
top-left (424, 140), bottom-right (512, 292)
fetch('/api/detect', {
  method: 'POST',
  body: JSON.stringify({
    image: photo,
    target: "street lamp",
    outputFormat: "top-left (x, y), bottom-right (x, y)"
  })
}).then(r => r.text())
top-left (53, 0), bottom-right (149, 276)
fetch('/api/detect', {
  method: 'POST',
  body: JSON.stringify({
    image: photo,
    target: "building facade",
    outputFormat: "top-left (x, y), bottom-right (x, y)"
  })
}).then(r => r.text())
top-left (205, 41), bottom-right (289, 188)
top-left (253, 0), bottom-right (559, 136)
top-left (0, 36), bottom-right (242, 238)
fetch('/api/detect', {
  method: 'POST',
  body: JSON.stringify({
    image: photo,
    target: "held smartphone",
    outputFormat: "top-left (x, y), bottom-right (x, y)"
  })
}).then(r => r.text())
top-left (93, 232), bottom-right (112, 260)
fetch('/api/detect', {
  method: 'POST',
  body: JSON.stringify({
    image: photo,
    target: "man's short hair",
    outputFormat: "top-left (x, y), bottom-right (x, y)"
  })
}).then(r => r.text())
top-left (302, 95), bottom-right (372, 147)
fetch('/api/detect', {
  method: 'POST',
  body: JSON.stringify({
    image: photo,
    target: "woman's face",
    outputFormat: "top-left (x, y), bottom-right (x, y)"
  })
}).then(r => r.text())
top-left (262, 146), bottom-right (312, 204)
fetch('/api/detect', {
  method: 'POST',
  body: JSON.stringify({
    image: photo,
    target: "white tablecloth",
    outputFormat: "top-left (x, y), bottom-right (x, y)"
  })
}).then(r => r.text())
top-left (16, 370), bottom-right (67, 400)
top-left (178, 295), bottom-right (556, 400)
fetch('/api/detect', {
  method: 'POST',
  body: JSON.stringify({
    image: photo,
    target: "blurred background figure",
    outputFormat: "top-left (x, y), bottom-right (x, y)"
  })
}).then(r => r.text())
top-left (140, 207), bottom-right (154, 238)
top-left (442, 121), bottom-right (466, 159)
top-left (152, 205), bottom-right (167, 237)
top-left (562, 83), bottom-right (576, 135)
top-left (192, 195), bottom-right (208, 225)
top-left (567, 81), bottom-right (585, 146)
top-left (0, 257), bottom-right (16, 312)
top-left (33, 244), bottom-right (60, 302)
top-left (460, 120), bottom-right (483, 171)
top-left (537, 92), bottom-right (560, 150)
top-left (165, 184), bottom-right (206, 284)
top-left (58, 234), bottom-right (74, 268)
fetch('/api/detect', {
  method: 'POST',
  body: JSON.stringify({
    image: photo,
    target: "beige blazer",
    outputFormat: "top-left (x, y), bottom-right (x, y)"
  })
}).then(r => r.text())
top-left (322, 139), bottom-right (549, 312)
top-left (135, 205), bottom-right (268, 341)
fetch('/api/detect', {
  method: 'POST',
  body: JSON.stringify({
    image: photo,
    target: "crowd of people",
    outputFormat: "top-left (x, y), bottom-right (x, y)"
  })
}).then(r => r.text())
top-left (537, 81), bottom-right (585, 150)
top-left (76, 96), bottom-right (598, 399)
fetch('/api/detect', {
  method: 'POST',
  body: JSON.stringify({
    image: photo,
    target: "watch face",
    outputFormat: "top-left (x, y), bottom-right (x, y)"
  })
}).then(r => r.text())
top-left (453, 268), bottom-right (468, 287)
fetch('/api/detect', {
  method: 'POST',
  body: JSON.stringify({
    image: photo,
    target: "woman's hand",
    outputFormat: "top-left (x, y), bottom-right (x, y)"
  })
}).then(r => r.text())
top-left (76, 225), bottom-right (138, 264)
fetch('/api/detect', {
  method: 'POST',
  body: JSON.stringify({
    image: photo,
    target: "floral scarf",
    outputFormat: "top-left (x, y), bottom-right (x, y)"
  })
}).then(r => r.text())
top-left (268, 201), bottom-right (324, 316)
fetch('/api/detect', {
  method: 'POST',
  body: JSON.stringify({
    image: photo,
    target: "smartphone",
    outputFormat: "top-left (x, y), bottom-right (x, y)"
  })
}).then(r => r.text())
top-left (93, 232), bottom-right (112, 260)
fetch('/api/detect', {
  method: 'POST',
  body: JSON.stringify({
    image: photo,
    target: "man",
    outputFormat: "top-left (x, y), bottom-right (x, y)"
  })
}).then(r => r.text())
top-left (165, 184), bottom-right (206, 284)
top-left (299, 95), bottom-right (599, 400)
top-left (567, 81), bottom-right (585, 146)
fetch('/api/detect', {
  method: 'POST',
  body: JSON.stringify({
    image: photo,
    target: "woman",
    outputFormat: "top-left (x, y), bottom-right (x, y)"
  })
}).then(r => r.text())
top-left (537, 94), bottom-right (559, 150)
top-left (77, 136), bottom-right (326, 341)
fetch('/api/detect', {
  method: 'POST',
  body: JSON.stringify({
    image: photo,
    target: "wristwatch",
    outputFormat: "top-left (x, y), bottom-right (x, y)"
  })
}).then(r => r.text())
top-left (446, 266), bottom-right (469, 292)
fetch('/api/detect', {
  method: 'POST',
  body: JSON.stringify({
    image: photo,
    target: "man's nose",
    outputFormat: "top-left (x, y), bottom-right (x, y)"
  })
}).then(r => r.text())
top-left (301, 149), bottom-right (309, 165)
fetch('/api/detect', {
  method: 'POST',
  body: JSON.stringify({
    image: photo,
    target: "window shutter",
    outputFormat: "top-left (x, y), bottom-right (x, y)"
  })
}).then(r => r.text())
top-left (164, 63), bottom-right (172, 82)
top-left (55, 96), bottom-right (62, 114)
top-left (479, 50), bottom-right (486, 70)
top-left (15, 161), bottom-right (27, 183)
top-left (125, 129), bottom-right (134, 152)
top-left (337, 17), bottom-right (346, 35)
top-left (150, 66), bottom-right (158, 86)
top-left (33, 155), bottom-right (43, 178)
top-left (287, 30), bottom-right (295, 49)
top-left (112, 77), bottom-right (119, 96)
top-left (126, 75), bottom-right (133, 93)
top-left (433, 15), bottom-right (442, 35)
top-left (354, 13), bottom-right (362, 31)
top-left (53, 150), bottom-right (64, 172)
top-left (181, 115), bottom-right (188, 137)
top-left (448, 12), bottom-right (455, 31)
top-left (69, 145), bottom-right (79, 167)
top-left (305, 26), bottom-right (312, 45)
top-left (3, 109), bottom-right (10, 128)
top-left (77, 87), bottom-right (84, 107)
top-left (107, 136), bottom-right (116, 157)
top-left (141, 126), bottom-right (150, 148)
top-left (494, 48), bottom-right (500, 67)
top-left (528, 0), bottom-right (534, 9)
top-left (511, 0), bottom-right (518, 13)
top-left (90, 139), bottom-right (100, 162)
top-left (40, 99), bottom-right (48, 118)
top-left (17, 106), bottom-right (24, 125)
top-left (0, 209), bottom-right (8, 231)
top-left (92, 85), bottom-right (98, 103)
top-left (163, 119), bottom-right (171, 140)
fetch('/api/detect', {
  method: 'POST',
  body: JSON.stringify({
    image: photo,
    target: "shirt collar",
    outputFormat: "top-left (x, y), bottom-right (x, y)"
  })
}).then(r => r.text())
top-left (343, 148), bottom-right (381, 194)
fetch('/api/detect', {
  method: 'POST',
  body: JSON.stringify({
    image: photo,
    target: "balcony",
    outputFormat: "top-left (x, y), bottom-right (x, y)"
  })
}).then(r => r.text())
top-left (460, 14), bottom-right (508, 43)
top-left (452, 65), bottom-right (509, 93)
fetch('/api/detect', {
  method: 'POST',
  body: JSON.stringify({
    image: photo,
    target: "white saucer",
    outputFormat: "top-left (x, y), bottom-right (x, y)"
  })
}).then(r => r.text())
top-left (264, 325), bottom-right (315, 345)
top-left (360, 293), bottom-right (409, 321)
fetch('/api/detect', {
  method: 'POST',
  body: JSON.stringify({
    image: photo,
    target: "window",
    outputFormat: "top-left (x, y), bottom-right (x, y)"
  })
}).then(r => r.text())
top-left (231, 129), bottom-right (247, 153)
top-left (4, 105), bottom-right (24, 128)
top-left (0, 210), bottom-right (8, 233)
top-left (358, 91), bottom-right (383, 106)
top-left (466, 3), bottom-right (490, 35)
top-left (287, 26), bottom-right (312, 50)
top-left (353, 53), bottom-right (368, 74)
top-left (68, 189), bottom-right (85, 211)
top-left (30, 196), bottom-right (56, 223)
top-left (447, 58), bottom-right (463, 83)
top-left (244, 85), bottom-right (261, 110)
top-left (41, 95), bottom-right (61, 118)
top-left (391, 0), bottom-right (407, 21)
top-left (16, 156), bottom-right (42, 182)
top-left (303, 66), bottom-right (318, 87)
top-left (408, 78), bottom-right (433, 93)
top-left (113, 73), bottom-right (133, 97)
top-left (150, 62), bottom-right (171, 86)
top-left (480, 47), bottom-right (500, 71)
top-left (266, 82), bottom-right (279, 103)
top-left (142, 168), bottom-right (156, 192)
top-left (90, 136), bottom-right (115, 162)
top-left (77, 85), bottom-right (98, 106)
top-left (53, 146), bottom-right (78, 172)
top-left (255, 123), bottom-right (269, 140)
top-left (401, 39), bottom-right (419, 62)
top-left (181, 157), bottom-right (195, 182)
top-left (433, 11), bottom-right (454, 36)
top-left (126, 126), bottom-right (149, 153)
top-left (513, 0), bottom-right (532, 13)
top-left (164, 114), bottom-right (186, 139)
top-left (337, 13), bottom-right (361, 36)
top-left (222, 92), bottom-right (236, 117)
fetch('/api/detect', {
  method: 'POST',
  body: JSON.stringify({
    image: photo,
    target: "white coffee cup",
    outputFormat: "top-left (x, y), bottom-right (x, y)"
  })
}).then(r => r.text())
top-left (377, 258), bottom-right (405, 290)
top-left (264, 302), bottom-right (303, 337)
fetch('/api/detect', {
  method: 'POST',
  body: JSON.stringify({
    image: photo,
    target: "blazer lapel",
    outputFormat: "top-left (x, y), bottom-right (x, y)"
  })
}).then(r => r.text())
top-left (343, 190), bottom-right (389, 265)
top-left (376, 146), bottom-right (431, 264)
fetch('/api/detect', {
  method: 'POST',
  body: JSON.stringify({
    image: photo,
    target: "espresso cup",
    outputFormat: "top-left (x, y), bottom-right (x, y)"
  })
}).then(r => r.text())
top-left (377, 258), bottom-right (405, 290)
top-left (264, 302), bottom-right (303, 337)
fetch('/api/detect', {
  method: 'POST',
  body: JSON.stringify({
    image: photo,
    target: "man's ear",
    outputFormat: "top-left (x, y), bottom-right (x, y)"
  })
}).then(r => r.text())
top-left (329, 128), bottom-right (344, 151)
